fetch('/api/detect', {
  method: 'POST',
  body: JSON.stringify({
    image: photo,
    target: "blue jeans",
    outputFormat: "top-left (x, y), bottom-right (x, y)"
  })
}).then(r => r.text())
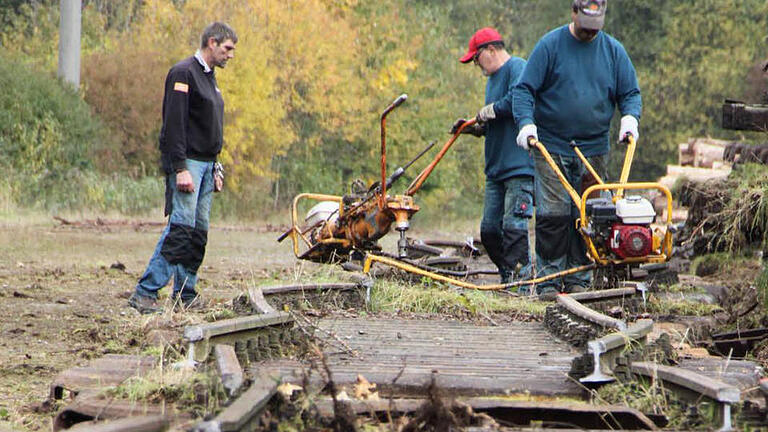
top-left (135, 159), bottom-right (214, 300)
top-left (533, 151), bottom-right (607, 294)
top-left (481, 175), bottom-right (533, 281)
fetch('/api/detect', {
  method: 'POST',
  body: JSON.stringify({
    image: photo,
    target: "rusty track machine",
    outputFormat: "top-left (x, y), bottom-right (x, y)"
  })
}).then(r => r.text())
top-left (278, 94), bottom-right (473, 263)
top-left (279, 94), bottom-right (676, 290)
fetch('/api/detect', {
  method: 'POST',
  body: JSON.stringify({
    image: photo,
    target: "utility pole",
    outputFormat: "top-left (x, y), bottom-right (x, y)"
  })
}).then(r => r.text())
top-left (58, 0), bottom-right (81, 89)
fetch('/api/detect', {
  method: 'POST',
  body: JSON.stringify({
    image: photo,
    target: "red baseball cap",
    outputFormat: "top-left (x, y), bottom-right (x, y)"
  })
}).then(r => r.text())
top-left (459, 27), bottom-right (503, 64)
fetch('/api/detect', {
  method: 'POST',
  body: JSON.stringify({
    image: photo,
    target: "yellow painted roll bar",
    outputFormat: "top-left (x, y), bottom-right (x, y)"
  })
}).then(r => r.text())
top-left (529, 140), bottom-right (583, 209)
top-left (363, 253), bottom-right (595, 291)
top-left (615, 135), bottom-right (637, 201)
top-left (281, 193), bottom-right (346, 258)
top-left (530, 136), bottom-right (673, 266)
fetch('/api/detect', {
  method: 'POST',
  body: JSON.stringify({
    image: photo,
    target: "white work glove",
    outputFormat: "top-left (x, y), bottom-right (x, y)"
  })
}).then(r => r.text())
top-left (476, 103), bottom-right (496, 122)
top-left (516, 124), bottom-right (538, 150)
top-left (619, 115), bottom-right (639, 143)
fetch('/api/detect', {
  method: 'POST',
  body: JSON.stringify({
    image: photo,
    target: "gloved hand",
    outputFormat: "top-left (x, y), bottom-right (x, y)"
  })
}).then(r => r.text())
top-left (619, 115), bottom-right (639, 143)
top-left (450, 118), bottom-right (485, 137)
top-left (516, 124), bottom-right (538, 150)
top-left (476, 103), bottom-right (496, 122)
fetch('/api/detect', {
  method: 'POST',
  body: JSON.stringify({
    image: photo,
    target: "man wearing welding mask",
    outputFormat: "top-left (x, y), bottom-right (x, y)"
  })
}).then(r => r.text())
top-left (512, 0), bottom-right (642, 299)
top-left (452, 27), bottom-right (534, 285)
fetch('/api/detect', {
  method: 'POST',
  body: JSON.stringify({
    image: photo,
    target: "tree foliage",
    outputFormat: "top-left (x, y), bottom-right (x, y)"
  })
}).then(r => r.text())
top-left (1, 0), bottom-right (767, 217)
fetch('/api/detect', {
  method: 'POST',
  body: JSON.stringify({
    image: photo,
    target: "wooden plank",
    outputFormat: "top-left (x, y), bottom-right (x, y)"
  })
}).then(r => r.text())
top-left (690, 139), bottom-right (727, 168)
top-left (257, 318), bottom-right (580, 397)
top-left (50, 355), bottom-right (157, 399)
top-left (67, 416), bottom-right (169, 432)
top-left (722, 101), bottom-right (768, 131)
top-left (665, 164), bottom-right (731, 179)
top-left (260, 283), bottom-right (358, 295)
top-left (313, 398), bottom-right (656, 430)
top-left (214, 345), bottom-right (243, 397)
top-left (214, 374), bottom-right (278, 432)
top-left (53, 393), bottom-right (173, 432)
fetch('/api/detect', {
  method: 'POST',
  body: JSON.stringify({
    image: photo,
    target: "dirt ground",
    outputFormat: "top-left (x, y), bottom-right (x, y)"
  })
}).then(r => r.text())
top-left (0, 216), bottom-right (480, 431)
top-left (2, 216), bottom-right (762, 431)
top-left (0, 217), bottom-right (315, 431)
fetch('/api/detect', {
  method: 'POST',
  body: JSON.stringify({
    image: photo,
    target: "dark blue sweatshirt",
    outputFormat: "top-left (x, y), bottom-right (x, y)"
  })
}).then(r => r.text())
top-left (512, 25), bottom-right (641, 156)
top-left (484, 56), bottom-right (534, 181)
top-left (159, 56), bottom-right (225, 173)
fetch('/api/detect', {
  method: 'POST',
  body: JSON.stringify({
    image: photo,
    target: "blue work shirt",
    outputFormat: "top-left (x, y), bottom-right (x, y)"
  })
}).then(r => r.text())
top-left (512, 25), bottom-right (642, 157)
top-left (485, 56), bottom-right (534, 181)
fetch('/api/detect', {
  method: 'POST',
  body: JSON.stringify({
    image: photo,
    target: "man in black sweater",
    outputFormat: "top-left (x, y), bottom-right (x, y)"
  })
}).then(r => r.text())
top-left (129, 22), bottom-right (237, 314)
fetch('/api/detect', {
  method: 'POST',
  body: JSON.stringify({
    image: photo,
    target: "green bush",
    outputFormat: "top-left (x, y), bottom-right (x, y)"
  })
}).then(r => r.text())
top-left (0, 58), bottom-right (102, 174)
top-left (0, 54), bottom-right (164, 214)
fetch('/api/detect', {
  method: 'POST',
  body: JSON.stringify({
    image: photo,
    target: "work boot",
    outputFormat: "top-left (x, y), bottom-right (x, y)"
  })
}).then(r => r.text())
top-left (128, 293), bottom-right (162, 314)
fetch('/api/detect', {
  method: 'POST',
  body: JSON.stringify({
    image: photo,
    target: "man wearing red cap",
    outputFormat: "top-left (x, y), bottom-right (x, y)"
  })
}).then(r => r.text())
top-left (452, 27), bottom-right (534, 285)
top-left (512, 0), bottom-right (642, 299)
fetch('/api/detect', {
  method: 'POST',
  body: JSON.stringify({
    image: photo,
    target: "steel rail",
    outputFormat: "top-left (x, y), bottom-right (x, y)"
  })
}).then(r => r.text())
top-left (183, 312), bottom-right (294, 362)
top-left (556, 294), bottom-right (628, 331)
top-left (580, 319), bottom-right (654, 384)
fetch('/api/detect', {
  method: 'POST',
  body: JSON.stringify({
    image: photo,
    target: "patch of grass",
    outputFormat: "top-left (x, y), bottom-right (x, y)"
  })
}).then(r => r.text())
top-left (756, 266), bottom-right (768, 310)
top-left (682, 164), bottom-right (768, 254)
top-left (647, 295), bottom-right (722, 316)
top-left (255, 263), bottom-right (353, 288)
top-left (108, 367), bottom-right (227, 418)
top-left (368, 278), bottom-right (547, 317)
top-left (205, 307), bottom-right (237, 322)
top-left (595, 380), bottom-right (690, 429)
top-left (690, 252), bottom-right (754, 277)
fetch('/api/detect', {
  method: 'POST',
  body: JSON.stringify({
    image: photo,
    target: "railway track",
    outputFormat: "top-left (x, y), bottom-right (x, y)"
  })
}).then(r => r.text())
top-left (47, 259), bottom-right (765, 431)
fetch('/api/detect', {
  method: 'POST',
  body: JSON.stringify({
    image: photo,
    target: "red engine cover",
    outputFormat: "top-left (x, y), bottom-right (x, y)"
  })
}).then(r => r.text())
top-left (609, 224), bottom-right (652, 259)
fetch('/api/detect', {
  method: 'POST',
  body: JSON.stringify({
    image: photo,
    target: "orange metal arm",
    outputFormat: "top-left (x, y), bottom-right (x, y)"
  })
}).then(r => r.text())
top-left (379, 94), bottom-right (408, 210)
top-left (615, 135), bottom-right (637, 201)
top-left (406, 118), bottom-right (477, 196)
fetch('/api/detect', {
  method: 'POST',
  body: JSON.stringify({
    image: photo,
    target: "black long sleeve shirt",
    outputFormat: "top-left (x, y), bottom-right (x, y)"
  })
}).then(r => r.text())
top-left (159, 55), bottom-right (224, 173)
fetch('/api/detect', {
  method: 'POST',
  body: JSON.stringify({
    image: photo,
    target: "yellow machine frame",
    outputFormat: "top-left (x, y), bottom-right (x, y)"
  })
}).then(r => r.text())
top-left (530, 135), bottom-right (674, 266)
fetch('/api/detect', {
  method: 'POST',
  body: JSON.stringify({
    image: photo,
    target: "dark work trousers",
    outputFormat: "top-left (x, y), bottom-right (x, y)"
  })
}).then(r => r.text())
top-left (480, 175), bottom-right (534, 282)
top-left (533, 151), bottom-right (607, 294)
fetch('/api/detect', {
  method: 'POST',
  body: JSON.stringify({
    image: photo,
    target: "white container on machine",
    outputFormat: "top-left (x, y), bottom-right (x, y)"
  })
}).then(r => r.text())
top-left (615, 195), bottom-right (656, 225)
top-left (305, 201), bottom-right (340, 228)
